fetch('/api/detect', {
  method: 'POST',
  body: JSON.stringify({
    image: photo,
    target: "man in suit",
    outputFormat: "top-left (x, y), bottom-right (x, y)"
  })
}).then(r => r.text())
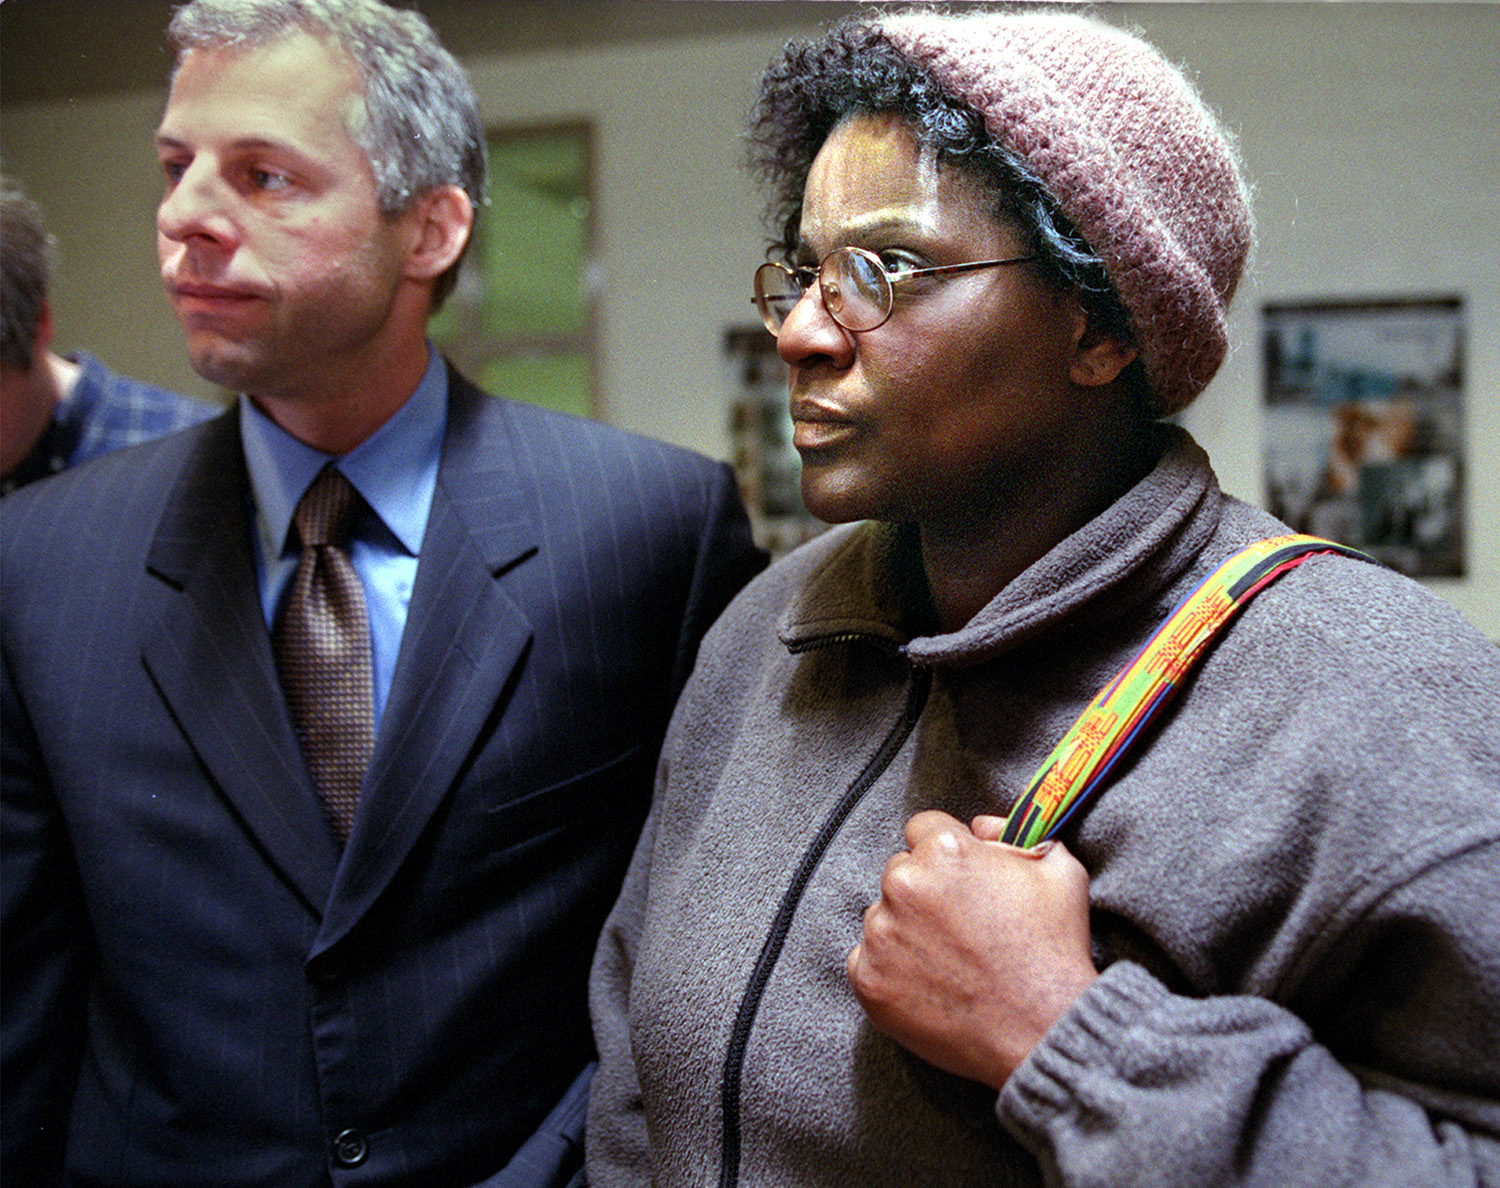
top-left (0, 2), bottom-right (764, 1185)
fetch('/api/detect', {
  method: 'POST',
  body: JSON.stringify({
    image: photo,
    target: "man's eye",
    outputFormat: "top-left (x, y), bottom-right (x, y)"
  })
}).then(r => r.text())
top-left (161, 160), bottom-right (188, 184)
top-left (250, 168), bottom-right (292, 192)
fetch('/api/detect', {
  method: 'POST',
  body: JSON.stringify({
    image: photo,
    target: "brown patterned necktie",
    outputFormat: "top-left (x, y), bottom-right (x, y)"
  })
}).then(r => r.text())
top-left (274, 465), bottom-right (375, 845)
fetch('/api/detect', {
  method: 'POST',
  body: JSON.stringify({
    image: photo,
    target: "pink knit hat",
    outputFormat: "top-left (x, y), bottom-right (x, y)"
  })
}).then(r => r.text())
top-left (877, 9), bottom-right (1253, 414)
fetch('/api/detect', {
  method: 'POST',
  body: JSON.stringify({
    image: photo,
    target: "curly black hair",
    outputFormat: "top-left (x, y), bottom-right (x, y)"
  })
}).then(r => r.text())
top-left (747, 16), bottom-right (1136, 352)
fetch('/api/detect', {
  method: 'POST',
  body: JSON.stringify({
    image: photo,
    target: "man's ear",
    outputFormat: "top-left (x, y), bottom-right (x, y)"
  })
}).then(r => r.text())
top-left (404, 185), bottom-right (474, 283)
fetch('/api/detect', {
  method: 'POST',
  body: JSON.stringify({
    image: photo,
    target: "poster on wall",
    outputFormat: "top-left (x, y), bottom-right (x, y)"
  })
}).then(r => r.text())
top-left (723, 327), bottom-right (826, 560)
top-left (1262, 297), bottom-right (1465, 578)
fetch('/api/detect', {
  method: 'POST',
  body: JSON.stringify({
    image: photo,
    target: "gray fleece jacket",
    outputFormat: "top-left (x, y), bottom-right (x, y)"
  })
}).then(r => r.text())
top-left (587, 430), bottom-right (1500, 1188)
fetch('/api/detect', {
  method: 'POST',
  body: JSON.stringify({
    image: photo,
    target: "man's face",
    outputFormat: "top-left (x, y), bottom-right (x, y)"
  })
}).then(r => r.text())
top-left (155, 29), bottom-right (419, 403)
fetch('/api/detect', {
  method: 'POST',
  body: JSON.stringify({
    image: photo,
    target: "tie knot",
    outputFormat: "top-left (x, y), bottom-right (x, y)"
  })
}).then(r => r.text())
top-left (294, 467), bottom-right (359, 549)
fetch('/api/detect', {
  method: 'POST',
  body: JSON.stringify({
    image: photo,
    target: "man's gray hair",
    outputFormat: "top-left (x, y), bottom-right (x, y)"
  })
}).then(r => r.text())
top-left (1, 175), bottom-right (54, 371)
top-left (168, 0), bottom-right (487, 305)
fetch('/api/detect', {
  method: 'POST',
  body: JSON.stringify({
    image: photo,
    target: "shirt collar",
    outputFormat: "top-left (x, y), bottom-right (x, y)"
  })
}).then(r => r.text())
top-left (241, 345), bottom-right (448, 561)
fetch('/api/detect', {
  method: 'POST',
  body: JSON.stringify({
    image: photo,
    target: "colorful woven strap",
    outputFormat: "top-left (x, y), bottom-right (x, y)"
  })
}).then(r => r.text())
top-left (999, 534), bottom-right (1370, 848)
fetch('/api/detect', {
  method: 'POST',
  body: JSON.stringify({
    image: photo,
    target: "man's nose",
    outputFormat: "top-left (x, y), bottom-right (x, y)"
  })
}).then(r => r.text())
top-left (157, 157), bottom-right (237, 247)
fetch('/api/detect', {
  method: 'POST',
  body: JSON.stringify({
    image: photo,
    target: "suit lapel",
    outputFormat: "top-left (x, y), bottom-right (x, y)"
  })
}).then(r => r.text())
top-left (142, 414), bottom-right (340, 915)
top-left (316, 374), bottom-right (538, 952)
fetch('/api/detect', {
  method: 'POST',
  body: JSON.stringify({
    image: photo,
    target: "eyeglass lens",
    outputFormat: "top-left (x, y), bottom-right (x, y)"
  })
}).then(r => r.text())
top-left (754, 262), bottom-right (801, 337)
top-left (821, 248), bottom-right (888, 332)
top-left (754, 248), bottom-right (893, 337)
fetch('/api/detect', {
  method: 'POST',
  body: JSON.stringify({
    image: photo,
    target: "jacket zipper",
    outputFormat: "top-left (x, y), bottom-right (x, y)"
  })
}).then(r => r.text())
top-left (717, 664), bottom-right (933, 1188)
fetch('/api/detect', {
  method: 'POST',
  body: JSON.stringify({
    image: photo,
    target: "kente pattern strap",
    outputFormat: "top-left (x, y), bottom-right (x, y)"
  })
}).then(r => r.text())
top-left (999, 534), bottom-right (1372, 848)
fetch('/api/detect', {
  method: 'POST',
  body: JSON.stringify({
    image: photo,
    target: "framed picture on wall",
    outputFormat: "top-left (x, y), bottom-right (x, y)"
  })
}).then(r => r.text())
top-left (723, 327), bottom-right (827, 560)
top-left (1262, 297), bottom-right (1465, 578)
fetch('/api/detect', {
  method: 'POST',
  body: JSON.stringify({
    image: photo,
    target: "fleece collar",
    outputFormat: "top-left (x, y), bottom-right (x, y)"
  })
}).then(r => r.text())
top-left (777, 428), bottom-right (1223, 668)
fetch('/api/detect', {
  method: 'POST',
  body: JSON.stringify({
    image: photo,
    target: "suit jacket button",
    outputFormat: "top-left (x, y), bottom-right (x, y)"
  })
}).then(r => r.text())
top-left (333, 1129), bottom-right (368, 1168)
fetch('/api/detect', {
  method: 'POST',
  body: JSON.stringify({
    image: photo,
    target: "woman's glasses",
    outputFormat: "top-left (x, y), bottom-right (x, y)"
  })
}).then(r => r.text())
top-left (753, 245), bottom-right (1037, 337)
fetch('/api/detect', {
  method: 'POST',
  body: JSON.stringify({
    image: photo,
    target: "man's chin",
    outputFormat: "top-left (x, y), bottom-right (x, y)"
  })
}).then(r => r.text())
top-left (185, 343), bottom-right (263, 393)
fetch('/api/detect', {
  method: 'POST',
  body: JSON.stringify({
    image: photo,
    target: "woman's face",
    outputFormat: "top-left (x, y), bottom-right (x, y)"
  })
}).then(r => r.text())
top-left (779, 112), bottom-right (1097, 533)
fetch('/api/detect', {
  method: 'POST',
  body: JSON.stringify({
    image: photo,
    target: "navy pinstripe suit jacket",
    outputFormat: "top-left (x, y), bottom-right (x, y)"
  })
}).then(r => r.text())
top-left (0, 367), bottom-right (765, 1187)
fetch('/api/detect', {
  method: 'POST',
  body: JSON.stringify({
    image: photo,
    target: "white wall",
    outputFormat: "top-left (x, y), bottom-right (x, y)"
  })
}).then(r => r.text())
top-left (2, 89), bottom-right (202, 399)
top-left (3, 2), bottom-right (1496, 635)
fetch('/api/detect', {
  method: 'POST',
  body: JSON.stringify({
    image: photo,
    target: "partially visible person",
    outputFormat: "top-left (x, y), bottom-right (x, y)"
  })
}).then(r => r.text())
top-left (1, 175), bottom-right (213, 494)
top-left (0, 2), bottom-right (763, 1185)
top-left (587, 9), bottom-right (1500, 1187)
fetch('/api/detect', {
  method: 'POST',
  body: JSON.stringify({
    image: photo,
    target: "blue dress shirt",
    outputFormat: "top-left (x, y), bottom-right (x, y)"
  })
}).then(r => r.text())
top-left (241, 347), bottom-right (447, 724)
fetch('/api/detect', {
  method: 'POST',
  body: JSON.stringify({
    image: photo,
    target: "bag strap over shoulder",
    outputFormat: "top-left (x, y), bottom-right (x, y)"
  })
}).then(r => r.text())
top-left (999, 534), bottom-right (1372, 848)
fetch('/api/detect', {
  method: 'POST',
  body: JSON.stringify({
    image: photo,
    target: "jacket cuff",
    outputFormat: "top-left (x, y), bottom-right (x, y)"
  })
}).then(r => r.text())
top-left (997, 959), bottom-right (1169, 1139)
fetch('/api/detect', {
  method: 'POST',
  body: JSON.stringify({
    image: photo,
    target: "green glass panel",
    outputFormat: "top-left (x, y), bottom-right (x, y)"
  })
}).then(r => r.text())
top-left (428, 126), bottom-right (594, 419)
top-left (477, 353), bottom-right (592, 421)
top-left (426, 279), bottom-right (460, 343)
top-left (482, 134), bottom-right (589, 336)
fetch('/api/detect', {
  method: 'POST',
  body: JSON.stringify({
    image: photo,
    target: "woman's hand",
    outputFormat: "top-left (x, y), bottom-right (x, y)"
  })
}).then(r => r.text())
top-left (848, 810), bottom-right (1098, 1089)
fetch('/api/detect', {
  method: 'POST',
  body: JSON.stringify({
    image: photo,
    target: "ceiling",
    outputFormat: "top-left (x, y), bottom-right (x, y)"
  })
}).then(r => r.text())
top-left (0, 1), bottom-right (873, 106)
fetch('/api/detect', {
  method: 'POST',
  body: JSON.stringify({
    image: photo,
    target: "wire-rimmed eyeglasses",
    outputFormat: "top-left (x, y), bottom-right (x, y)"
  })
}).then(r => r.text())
top-left (753, 245), bottom-right (1038, 337)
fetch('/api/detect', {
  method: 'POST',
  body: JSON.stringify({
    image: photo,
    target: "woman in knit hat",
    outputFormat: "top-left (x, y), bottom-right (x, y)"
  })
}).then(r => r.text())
top-left (588, 11), bottom-right (1500, 1187)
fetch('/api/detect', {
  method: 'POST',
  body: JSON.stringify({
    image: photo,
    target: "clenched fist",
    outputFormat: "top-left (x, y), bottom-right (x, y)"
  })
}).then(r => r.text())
top-left (848, 810), bottom-right (1098, 1089)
